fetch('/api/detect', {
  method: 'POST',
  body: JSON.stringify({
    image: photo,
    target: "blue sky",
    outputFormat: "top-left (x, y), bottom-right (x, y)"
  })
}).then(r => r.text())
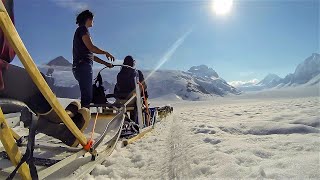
top-left (11, 0), bottom-right (319, 83)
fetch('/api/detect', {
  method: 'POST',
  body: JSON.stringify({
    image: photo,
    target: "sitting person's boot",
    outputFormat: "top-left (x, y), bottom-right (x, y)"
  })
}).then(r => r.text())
top-left (39, 108), bottom-right (61, 124)
top-left (68, 107), bottom-right (91, 147)
top-left (37, 107), bottom-right (90, 147)
top-left (39, 102), bottom-right (81, 124)
top-left (65, 101), bottom-right (81, 118)
top-left (73, 107), bottom-right (90, 132)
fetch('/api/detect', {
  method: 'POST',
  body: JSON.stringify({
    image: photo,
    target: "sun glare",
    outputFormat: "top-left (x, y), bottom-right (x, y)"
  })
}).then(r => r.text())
top-left (212, 0), bottom-right (234, 16)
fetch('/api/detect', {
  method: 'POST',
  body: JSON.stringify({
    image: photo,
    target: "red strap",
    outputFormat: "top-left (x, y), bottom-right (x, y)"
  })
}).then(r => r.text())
top-left (83, 139), bottom-right (94, 151)
top-left (83, 112), bottom-right (98, 151)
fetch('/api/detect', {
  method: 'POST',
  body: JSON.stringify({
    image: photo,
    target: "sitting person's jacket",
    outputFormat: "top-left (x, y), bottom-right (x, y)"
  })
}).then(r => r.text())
top-left (114, 67), bottom-right (148, 99)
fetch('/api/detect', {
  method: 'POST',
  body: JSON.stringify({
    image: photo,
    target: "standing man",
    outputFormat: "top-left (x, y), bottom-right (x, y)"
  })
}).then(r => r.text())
top-left (73, 10), bottom-right (114, 108)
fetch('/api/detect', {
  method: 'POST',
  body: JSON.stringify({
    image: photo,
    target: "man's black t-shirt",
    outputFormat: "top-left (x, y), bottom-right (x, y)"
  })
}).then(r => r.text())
top-left (72, 26), bottom-right (93, 66)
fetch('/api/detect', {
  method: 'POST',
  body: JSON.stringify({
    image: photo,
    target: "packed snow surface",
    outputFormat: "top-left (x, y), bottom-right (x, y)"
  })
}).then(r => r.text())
top-left (83, 93), bottom-right (319, 179)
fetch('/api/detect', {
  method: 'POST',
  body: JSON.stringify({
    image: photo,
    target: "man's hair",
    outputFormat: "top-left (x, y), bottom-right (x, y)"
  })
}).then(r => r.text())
top-left (123, 56), bottom-right (135, 67)
top-left (76, 10), bottom-right (94, 26)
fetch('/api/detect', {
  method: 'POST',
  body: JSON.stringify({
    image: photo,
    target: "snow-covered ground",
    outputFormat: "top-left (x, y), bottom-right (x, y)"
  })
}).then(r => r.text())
top-left (83, 89), bottom-right (319, 179)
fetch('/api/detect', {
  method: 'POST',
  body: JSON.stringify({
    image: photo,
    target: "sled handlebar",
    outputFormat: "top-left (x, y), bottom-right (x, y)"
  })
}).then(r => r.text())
top-left (113, 64), bottom-right (135, 69)
top-left (97, 64), bottom-right (135, 74)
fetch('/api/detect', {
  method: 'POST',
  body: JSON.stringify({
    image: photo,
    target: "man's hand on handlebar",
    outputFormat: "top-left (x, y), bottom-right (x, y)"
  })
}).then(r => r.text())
top-left (105, 52), bottom-right (115, 62)
top-left (104, 62), bottom-right (113, 68)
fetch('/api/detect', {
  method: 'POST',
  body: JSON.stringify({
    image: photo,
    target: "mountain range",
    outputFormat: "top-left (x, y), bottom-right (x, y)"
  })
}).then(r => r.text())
top-left (40, 58), bottom-right (240, 100)
top-left (41, 53), bottom-right (319, 99)
top-left (236, 53), bottom-right (320, 91)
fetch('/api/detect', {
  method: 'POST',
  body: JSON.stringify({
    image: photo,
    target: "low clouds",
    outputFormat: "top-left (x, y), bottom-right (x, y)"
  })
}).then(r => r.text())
top-left (51, 0), bottom-right (89, 12)
top-left (228, 79), bottom-right (259, 87)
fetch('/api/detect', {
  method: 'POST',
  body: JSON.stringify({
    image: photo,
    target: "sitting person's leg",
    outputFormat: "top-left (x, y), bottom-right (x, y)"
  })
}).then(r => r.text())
top-left (130, 108), bottom-right (138, 124)
top-left (0, 64), bottom-right (89, 147)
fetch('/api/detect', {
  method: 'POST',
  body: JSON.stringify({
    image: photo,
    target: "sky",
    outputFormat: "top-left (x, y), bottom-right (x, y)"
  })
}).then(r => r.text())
top-left (10, 0), bottom-right (319, 83)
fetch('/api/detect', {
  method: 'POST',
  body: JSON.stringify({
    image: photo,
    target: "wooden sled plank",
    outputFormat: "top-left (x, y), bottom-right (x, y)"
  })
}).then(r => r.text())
top-left (123, 126), bottom-right (153, 146)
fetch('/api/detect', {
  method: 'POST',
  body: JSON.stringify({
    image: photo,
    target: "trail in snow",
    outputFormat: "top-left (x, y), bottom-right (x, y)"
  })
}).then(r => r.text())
top-left (165, 114), bottom-right (193, 179)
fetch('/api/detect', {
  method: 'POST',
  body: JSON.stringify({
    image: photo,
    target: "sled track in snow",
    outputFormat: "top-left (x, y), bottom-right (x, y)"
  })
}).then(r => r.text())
top-left (166, 114), bottom-right (194, 180)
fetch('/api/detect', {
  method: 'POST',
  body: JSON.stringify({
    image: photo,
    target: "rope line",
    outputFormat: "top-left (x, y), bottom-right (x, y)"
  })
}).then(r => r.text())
top-left (90, 110), bottom-right (99, 141)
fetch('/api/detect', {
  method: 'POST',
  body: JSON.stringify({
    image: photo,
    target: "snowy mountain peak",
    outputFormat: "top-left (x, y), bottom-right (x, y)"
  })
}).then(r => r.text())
top-left (47, 56), bottom-right (72, 67)
top-left (293, 53), bottom-right (320, 84)
top-left (311, 53), bottom-right (319, 59)
top-left (188, 65), bottom-right (219, 78)
top-left (235, 53), bottom-right (320, 91)
top-left (258, 73), bottom-right (281, 86)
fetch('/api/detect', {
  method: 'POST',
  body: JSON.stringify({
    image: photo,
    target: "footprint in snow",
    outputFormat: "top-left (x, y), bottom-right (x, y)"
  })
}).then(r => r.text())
top-left (194, 128), bottom-right (216, 134)
top-left (131, 154), bottom-right (142, 163)
top-left (203, 138), bottom-right (221, 145)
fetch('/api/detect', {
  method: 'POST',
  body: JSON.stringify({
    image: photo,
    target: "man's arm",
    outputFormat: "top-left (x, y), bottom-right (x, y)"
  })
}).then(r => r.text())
top-left (82, 34), bottom-right (115, 61)
top-left (93, 56), bottom-right (113, 68)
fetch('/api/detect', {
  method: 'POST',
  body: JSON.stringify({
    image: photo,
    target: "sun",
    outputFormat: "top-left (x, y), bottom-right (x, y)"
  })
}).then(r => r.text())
top-left (212, 0), bottom-right (234, 16)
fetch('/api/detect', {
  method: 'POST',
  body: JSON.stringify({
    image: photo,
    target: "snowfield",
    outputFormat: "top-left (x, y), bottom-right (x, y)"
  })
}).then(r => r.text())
top-left (83, 92), bottom-right (320, 179)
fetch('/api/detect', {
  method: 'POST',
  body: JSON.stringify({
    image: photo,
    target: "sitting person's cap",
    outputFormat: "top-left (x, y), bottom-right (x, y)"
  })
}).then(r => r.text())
top-left (123, 56), bottom-right (135, 67)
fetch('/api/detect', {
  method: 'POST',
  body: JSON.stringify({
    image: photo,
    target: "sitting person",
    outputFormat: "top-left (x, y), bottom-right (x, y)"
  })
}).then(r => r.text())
top-left (114, 55), bottom-right (148, 100)
top-left (0, 0), bottom-right (89, 147)
top-left (114, 56), bottom-right (148, 123)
